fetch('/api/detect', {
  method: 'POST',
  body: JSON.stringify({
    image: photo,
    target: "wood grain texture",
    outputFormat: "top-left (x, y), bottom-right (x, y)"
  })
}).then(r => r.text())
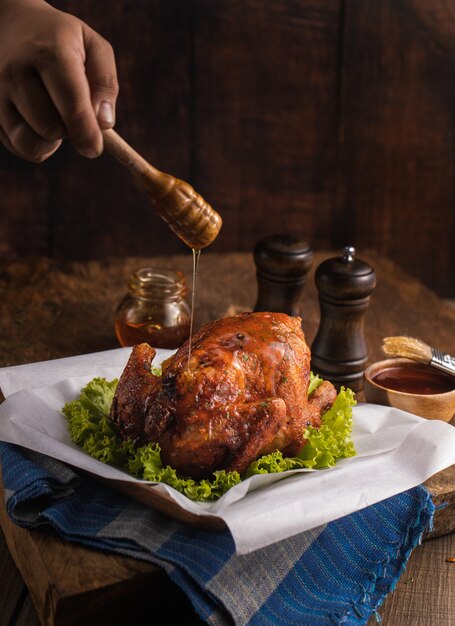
top-left (0, 1), bottom-right (454, 294)
top-left (424, 465), bottom-right (455, 539)
top-left (0, 474), bottom-right (203, 626)
top-left (0, 159), bottom-right (53, 259)
top-left (338, 0), bottom-right (455, 296)
top-left (368, 532), bottom-right (455, 625)
top-left (0, 525), bottom-right (35, 626)
top-left (191, 0), bottom-right (341, 252)
top-left (14, 595), bottom-right (41, 626)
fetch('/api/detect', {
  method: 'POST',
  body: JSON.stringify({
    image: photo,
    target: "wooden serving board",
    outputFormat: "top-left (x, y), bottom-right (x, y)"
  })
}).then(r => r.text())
top-left (96, 467), bottom-right (455, 538)
top-left (94, 464), bottom-right (455, 536)
top-left (424, 464), bottom-right (455, 539)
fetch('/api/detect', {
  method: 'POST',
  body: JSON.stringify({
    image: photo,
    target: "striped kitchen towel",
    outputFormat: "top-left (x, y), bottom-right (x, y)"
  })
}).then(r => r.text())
top-left (0, 442), bottom-right (434, 626)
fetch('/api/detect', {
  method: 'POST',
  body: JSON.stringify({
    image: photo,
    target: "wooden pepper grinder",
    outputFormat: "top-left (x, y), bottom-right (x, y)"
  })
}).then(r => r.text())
top-left (253, 234), bottom-right (313, 316)
top-left (311, 246), bottom-right (376, 391)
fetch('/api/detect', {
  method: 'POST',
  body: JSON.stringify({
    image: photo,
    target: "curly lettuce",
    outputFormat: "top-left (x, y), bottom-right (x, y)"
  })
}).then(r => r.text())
top-left (62, 373), bottom-right (356, 502)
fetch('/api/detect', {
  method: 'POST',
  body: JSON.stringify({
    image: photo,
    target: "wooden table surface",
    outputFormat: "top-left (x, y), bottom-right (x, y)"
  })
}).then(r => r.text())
top-left (0, 250), bottom-right (454, 626)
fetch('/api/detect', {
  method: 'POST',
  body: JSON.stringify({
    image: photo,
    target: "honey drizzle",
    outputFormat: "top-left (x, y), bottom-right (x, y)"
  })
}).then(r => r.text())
top-left (187, 248), bottom-right (201, 368)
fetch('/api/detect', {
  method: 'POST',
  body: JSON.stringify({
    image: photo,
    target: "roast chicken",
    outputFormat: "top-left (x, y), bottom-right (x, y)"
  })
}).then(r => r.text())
top-left (110, 312), bottom-right (337, 479)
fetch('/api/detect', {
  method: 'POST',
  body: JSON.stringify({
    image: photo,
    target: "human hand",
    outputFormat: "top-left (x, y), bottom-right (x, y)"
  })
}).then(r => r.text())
top-left (0, 0), bottom-right (118, 162)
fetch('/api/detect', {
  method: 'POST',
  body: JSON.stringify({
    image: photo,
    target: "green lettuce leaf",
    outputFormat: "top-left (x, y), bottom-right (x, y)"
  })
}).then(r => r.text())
top-left (129, 442), bottom-right (241, 501)
top-left (62, 372), bottom-right (356, 502)
top-left (297, 386), bottom-right (357, 468)
top-left (63, 377), bottom-right (129, 465)
top-left (307, 371), bottom-right (324, 395)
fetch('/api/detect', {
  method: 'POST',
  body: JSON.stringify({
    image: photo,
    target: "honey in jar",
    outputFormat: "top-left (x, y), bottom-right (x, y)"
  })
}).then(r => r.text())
top-left (114, 267), bottom-right (191, 349)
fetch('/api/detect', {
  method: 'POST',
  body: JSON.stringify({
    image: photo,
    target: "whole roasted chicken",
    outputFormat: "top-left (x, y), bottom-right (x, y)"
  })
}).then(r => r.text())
top-left (110, 312), bottom-right (336, 479)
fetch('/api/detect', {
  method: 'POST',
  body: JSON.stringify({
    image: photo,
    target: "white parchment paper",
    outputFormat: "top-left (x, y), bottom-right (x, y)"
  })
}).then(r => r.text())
top-left (0, 348), bottom-right (454, 555)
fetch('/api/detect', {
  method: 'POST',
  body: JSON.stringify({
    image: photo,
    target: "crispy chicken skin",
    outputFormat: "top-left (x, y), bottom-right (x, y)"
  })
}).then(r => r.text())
top-left (110, 312), bottom-right (337, 479)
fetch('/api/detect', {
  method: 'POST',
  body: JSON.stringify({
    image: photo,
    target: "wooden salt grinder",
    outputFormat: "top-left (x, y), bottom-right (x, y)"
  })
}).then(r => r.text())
top-left (311, 246), bottom-right (376, 391)
top-left (102, 129), bottom-right (222, 250)
top-left (253, 235), bottom-right (313, 316)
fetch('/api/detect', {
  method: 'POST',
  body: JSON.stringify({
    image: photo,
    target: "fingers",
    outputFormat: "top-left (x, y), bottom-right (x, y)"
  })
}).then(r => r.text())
top-left (83, 27), bottom-right (118, 130)
top-left (0, 3), bottom-right (119, 162)
top-left (0, 101), bottom-right (61, 162)
top-left (36, 28), bottom-right (119, 157)
top-left (12, 69), bottom-right (66, 141)
top-left (38, 47), bottom-right (103, 158)
top-left (0, 125), bottom-right (23, 160)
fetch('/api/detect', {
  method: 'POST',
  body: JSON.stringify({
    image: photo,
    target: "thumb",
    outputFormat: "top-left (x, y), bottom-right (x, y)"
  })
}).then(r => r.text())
top-left (83, 26), bottom-right (119, 130)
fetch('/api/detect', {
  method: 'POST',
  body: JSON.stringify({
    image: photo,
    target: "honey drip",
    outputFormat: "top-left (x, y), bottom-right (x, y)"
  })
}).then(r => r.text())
top-left (187, 248), bottom-right (201, 368)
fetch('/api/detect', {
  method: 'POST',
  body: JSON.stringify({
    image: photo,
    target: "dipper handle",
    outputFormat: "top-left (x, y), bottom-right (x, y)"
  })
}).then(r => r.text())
top-left (102, 129), bottom-right (222, 250)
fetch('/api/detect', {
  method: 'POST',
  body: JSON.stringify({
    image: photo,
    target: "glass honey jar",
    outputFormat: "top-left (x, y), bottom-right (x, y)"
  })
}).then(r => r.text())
top-left (114, 267), bottom-right (191, 349)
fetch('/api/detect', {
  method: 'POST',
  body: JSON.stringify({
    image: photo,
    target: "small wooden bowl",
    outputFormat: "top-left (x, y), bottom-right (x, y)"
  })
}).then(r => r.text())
top-left (363, 357), bottom-right (455, 422)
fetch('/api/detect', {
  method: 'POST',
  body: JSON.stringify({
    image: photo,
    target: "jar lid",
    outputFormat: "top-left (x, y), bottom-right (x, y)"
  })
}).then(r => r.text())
top-left (253, 234), bottom-right (313, 281)
top-left (315, 246), bottom-right (376, 300)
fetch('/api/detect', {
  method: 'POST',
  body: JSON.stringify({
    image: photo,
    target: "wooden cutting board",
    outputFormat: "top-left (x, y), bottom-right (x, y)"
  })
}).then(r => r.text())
top-left (424, 464), bottom-right (455, 538)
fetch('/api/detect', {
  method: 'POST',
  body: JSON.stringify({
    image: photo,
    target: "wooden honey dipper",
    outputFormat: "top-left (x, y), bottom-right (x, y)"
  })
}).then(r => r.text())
top-left (102, 129), bottom-right (222, 249)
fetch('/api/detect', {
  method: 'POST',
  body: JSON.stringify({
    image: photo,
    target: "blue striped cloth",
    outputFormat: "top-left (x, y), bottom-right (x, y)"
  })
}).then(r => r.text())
top-left (0, 442), bottom-right (434, 625)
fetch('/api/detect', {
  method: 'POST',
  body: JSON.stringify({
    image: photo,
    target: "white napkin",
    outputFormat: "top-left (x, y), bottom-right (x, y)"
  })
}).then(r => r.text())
top-left (0, 348), bottom-right (454, 555)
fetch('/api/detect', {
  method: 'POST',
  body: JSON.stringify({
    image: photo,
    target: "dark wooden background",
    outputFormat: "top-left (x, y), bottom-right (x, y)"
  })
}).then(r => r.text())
top-left (1, 0), bottom-right (454, 296)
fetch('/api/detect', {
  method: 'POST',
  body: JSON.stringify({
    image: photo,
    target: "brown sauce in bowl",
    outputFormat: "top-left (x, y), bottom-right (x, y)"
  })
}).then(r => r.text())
top-left (372, 363), bottom-right (455, 395)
